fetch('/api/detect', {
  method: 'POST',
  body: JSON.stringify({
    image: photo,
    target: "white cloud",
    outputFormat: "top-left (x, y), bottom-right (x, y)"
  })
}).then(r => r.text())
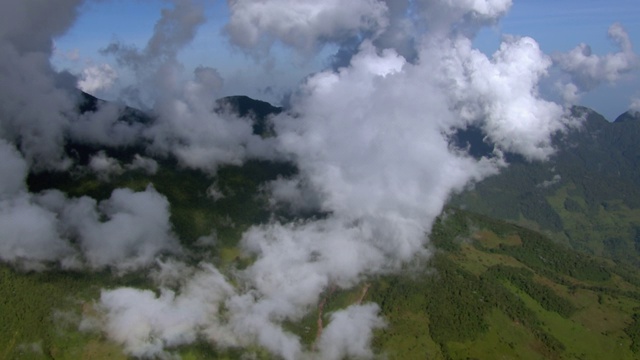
top-left (88, 151), bottom-right (124, 181)
top-left (415, 0), bottom-right (512, 34)
top-left (554, 23), bottom-right (639, 92)
top-left (0, 140), bottom-right (77, 270)
top-left (127, 154), bottom-right (159, 175)
top-left (100, 0), bottom-right (280, 173)
top-left (102, 0), bottom-right (206, 72)
top-left (438, 35), bottom-right (572, 160)
top-left (0, 139), bottom-right (28, 199)
top-left (318, 304), bottom-right (385, 360)
top-left (0, 0), bottom-right (84, 170)
top-left (69, 100), bottom-right (146, 148)
top-left (95, 263), bottom-right (235, 358)
top-left (225, 0), bottom-right (389, 54)
top-left (46, 186), bottom-right (181, 272)
top-left (537, 174), bottom-right (562, 188)
top-left (78, 64), bottom-right (118, 94)
top-left (0, 140), bottom-right (179, 272)
top-left (0, 195), bottom-right (78, 270)
top-left (630, 96), bottom-right (640, 113)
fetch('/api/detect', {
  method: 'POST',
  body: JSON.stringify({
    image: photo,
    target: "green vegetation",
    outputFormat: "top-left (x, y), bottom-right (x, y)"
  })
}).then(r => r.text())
top-left (486, 265), bottom-right (576, 318)
top-left (452, 107), bottom-right (640, 265)
top-left (625, 312), bottom-right (640, 353)
top-left (365, 209), bottom-right (640, 359)
top-left (0, 266), bottom-right (148, 359)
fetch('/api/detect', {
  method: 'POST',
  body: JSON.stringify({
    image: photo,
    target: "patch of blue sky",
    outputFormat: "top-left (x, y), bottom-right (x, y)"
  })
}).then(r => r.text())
top-left (52, 0), bottom-right (640, 119)
top-left (474, 0), bottom-right (640, 54)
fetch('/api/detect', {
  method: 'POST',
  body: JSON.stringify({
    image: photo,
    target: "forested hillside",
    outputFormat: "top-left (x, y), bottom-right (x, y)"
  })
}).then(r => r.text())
top-left (452, 106), bottom-right (640, 265)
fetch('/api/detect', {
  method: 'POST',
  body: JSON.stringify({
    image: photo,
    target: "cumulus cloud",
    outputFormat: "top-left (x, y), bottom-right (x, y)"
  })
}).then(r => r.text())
top-left (88, 151), bottom-right (124, 180)
top-left (78, 63), bottom-right (118, 93)
top-left (370, 0), bottom-right (418, 62)
top-left (266, 177), bottom-right (323, 214)
top-left (102, 0), bottom-right (206, 72)
top-left (44, 186), bottom-right (180, 272)
top-left (537, 174), bottom-right (562, 188)
top-left (127, 154), bottom-right (159, 175)
top-left (415, 0), bottom-right (512, 35)
top-left (0, 140), bottom-right (77, 270)
top-left (0, 0), bottom-right (84, 170)
top-left (143, 66), bottom-right (279, 172)
top-left (554, 23), bottom-right (639, 93)
top-left (318, 304), bottom-right (385, 360)
top-left (0, 139), bottom-right (28, 198)
top-left (95, 263), bottom-right (235, 358)
top-left (224, 0), bottom-right (389, 55)
top-left (69, 100), bottom-right (147, 147)
top-left (0, 138), bottom-right (179, 272)
top-left (100, 0), bottom-right (279, 173)
top-left (0, 195), bottom-right (78, 270)
top-left (94, 27), bottom-right (570, 357)
top-left (437, 35), bottom-right (572, 159)
top-left (630, 97), bottom-right (640, 113)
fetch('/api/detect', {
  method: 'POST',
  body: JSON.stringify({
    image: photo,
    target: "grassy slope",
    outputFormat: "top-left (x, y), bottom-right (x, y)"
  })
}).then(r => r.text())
top-left (369, 210), bottom-right (640, 360)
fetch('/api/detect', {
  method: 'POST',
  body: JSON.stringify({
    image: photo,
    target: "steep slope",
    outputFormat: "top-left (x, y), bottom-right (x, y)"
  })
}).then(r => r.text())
top-left (452, 106), bottom-right (640, 265)
top-left (614, 110), bottom-right (640, 124)
top-left (370, 209), bottom-right (640, 359)
top-left (215, 95), bottom-right (283, 136)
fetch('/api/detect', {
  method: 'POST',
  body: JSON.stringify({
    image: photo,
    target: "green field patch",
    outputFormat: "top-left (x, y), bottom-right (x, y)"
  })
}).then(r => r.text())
top-left (472, 230), bottom-right (522, 249)
top-left (218, 246), bottom-right (243, 265)
top-left (0, 266), bottom-right (132, 359)
top-left (453, 242), bottom-right (525, 275)
top-left (374, 310), bottom-right (443, 360)
top-left (547, 182), bottom-right (640, 263)
top-left (504, 282), bottom-right (636, 359)
top-left (569, 288), bottom-right (635, 341)
top-left (447, 309), bottom-right (546, 360)
top-left (370, 278), bottom-right (443, 359)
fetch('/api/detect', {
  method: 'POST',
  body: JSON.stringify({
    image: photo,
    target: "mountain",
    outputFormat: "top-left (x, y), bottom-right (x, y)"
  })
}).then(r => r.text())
top-left (614, 110), bottom-right (640, 124)
top-left (452, 106), bottom-right (640, 265)
top-left (215, 95), bottom-right (283, 136)
top-left (78, 91), bottom-right (154, 126)
top-left (4, 96), bottom-right (640, 359)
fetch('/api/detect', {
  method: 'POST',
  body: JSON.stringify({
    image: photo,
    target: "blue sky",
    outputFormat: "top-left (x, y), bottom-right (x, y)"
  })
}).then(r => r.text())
top-left (52, 0), bottom-right (640, 120)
